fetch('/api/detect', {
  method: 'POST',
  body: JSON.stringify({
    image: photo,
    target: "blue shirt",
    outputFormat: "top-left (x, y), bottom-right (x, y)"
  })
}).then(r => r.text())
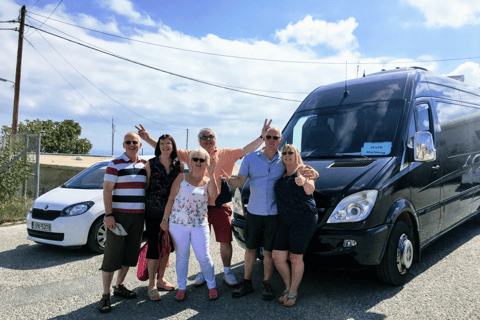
top-left (238, 150), bottom-right (285, 216)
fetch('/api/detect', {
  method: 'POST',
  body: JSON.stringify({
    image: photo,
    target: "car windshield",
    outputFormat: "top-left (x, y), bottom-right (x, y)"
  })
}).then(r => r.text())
top-left (63, 162), bottom-right (107, 189)
top-left (281, 100), bottom-right (404, 157)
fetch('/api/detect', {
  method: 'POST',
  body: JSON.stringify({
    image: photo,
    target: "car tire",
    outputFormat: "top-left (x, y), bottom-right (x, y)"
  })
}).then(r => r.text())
top-left (376, 221), bottom-right (414, 286)
top-left (87, 217), bottom-right (107, 254)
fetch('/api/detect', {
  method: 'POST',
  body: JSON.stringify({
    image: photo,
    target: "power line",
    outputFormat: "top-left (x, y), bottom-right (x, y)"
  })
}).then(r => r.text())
top-left (25, 24), bottom-right (304, 103)
top-left (25, 15), bottom-right (310, 95)
top-left (26, 11), bottom-right (480, 66)
top-left (35, 0), bottom-right (63, 30)
top-left (25, 17), bottom-right (188, 131)
top-left (28, 0), bottom-right (42, 10)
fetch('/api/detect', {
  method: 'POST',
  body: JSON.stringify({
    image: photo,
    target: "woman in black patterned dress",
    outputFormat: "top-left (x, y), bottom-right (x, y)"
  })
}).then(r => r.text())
top-left (144, 134), bottom-right (184, 300)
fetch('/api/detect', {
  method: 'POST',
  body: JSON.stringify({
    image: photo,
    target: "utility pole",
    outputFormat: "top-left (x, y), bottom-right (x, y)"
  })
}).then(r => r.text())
top-left (111, 117), bottom-right (115, 155)
top-left (12, 5), bottom-right (26, 135)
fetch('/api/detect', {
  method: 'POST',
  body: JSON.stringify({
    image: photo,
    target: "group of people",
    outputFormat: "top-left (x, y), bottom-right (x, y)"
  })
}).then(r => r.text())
top-left (98, 120), bottom-right (319, 313)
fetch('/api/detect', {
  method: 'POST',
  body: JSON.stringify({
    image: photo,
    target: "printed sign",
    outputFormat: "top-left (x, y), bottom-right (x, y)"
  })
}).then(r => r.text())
top-left (361, 142), bottom-right (392, 156)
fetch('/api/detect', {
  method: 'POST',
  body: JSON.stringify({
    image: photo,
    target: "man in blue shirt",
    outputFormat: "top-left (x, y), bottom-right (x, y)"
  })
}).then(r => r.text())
top-left (226, 127), bottom-right (318, 300)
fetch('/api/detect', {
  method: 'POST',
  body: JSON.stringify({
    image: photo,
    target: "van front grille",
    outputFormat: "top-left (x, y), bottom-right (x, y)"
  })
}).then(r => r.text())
top-left (328, 160), bottom-right (375, 168)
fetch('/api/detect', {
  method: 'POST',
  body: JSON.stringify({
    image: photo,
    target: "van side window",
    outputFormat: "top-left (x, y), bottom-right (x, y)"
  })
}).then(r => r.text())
top-left (436, 102), bottom-right (471, 156)
top-left (414, 104), bottom-right (431, 133)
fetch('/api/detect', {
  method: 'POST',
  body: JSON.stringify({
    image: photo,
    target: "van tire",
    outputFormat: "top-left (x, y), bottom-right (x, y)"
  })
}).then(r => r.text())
top-left (87, 217), bottom-right (107, 254)
top-left (376, 221), bottom-right (414, 286)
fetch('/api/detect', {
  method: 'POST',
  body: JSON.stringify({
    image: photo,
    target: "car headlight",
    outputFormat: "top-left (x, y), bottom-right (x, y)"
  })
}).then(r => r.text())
top-left (61, 201), bottom-right (94, 216)
top-left (327, 190), bottom-right (378, 223)
top-left (231, 189), bottom-right (244, 216)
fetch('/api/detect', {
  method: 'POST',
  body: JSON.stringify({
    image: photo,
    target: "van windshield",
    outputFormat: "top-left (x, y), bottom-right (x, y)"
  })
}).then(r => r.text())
top-left (281, 100), bottom-right (404, 157)
top-left (63, 162), bottom-right (107, 189)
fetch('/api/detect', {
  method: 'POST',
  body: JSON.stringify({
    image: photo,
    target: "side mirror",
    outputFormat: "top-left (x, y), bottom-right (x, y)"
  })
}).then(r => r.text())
top-left (414, 132), bottom-right (436, 162)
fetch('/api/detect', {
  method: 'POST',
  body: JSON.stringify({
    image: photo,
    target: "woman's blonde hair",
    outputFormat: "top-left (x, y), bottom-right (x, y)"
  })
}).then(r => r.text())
top-left (280, 144), bottom-right (303, 167)
top-left (189, 148), bottom-right (210, 167)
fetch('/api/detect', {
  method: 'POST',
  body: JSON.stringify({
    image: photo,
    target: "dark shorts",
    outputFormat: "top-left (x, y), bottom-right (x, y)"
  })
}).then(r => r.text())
top-left (208, 205), bottom-right (233, 243)
top-left (244, 210), bottom-right (279, 252)
top-left (100, 212), bottom-right (144, 273)
top-left (273, 215), bottom-right (317, 255)
top-left (145, 214), bottom-right (162, 259)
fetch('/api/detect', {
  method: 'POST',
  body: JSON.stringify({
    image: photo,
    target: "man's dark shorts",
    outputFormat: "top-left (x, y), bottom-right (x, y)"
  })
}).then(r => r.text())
top-left (100, 212), bottom-right (144, 273)
top-left (244, 209), bottom-right (279, 252)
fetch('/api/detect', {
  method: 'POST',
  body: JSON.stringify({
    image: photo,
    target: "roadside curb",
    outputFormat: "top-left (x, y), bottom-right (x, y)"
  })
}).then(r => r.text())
top-left (0, 220), bottom-right (26, 227)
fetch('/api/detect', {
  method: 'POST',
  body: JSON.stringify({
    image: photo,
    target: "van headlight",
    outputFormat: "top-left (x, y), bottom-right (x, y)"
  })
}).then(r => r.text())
top-left (327, 190), bottom-right (378, 223)
top-left (231, 189), bottom-right (245, 216)
top-left (61, 201), bottom-right (94, 216)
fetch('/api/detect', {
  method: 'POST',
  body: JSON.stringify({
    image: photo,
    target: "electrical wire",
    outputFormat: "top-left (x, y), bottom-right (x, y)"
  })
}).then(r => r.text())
top-left (25, 24), bottom-right (304, 102)
top-left (28, 0), bottom-right (42, 10)
top-left (25, 15), bottom-right (310, 94)
top-left (25, 17), bottom-right (188, 131)
top-left (35, 0), bottom-right (63, 30)
top-left (26, 11), bottom-right (480, 66)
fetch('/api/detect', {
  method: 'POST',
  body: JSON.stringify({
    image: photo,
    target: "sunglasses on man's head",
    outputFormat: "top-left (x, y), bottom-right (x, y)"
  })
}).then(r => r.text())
top-left (282, 151), bottom-right (295, 155)
top-left (124, 141), bottom-right (139, 145)
top-left (201, 135), bottom-right (215, 140)
top-left (192, 158), bottom-right (206, 163)
top-left (266, 135), bottom-right (280, 140)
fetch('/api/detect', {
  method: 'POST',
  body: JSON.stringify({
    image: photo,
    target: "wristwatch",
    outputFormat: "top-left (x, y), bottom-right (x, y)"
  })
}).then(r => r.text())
top-left (162, 218), bottom-right (168, 221)
top-left (105, 213), bottom-right (113, 217)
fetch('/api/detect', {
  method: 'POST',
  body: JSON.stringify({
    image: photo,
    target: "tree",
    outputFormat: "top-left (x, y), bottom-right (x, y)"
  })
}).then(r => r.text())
top-left (1, 119), bottom-right (93, 154)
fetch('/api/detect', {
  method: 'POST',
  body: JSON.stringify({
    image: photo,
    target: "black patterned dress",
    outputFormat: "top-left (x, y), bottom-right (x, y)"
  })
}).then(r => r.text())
top-left (145, 157), bottom-right (181, 259)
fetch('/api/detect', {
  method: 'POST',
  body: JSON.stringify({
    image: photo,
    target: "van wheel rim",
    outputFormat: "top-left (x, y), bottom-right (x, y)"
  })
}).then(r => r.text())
top-left (97, 224), bottom-right (107, 248)
top-left (396, 234), bottom-right (413, 275)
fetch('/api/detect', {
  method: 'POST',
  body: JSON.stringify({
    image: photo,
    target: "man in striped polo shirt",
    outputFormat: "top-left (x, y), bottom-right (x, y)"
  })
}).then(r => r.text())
top-left (98, 132), bottom-right (146, 313)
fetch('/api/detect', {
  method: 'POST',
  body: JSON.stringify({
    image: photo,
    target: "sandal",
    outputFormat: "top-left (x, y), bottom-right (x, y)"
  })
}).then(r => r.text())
top-left (283, 294), bottom-right (298, 307)
top-left (279, 289), bottom-right (289, 304)
top-left (98, 293), bottom-right (111, 313)
top-left (208, 288), bottom-right (219, 301)
top-left (148, 288), bottom-right (161, 301)
top-left (175, 290), bottom-right (186, 302)
top-left (113, 284), bottom-right (136, 299)
top-left (157, 280), bottom-right (175, 291)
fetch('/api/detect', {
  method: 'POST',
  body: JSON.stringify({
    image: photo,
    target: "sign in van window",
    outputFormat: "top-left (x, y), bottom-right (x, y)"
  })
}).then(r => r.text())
top-left (361, 142), bottom-right (392, 156)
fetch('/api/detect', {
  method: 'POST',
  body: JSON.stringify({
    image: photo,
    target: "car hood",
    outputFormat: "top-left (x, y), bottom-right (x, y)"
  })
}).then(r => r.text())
top-left (33, 187), bottom-right (103, 211)
top-left (304, 157), bottom-right (392, 208)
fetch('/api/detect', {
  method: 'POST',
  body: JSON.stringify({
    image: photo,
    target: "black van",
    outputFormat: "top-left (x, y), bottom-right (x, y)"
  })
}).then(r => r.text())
top-left (231, 67), bottom-right (480, 286)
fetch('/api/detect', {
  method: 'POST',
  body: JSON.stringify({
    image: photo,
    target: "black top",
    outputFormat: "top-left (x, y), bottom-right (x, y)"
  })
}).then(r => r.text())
top-left (146, 157), bottom-right (181, 216)
top-left (274, 171), bottom-right (317, 223)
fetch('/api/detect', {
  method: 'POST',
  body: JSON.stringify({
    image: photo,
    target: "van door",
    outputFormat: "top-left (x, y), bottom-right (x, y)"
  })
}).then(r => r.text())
top-left (408, 102), bottom-right (442, 244)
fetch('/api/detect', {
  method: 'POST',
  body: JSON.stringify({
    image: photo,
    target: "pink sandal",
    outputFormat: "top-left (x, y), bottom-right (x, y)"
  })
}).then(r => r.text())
top-left (175, 290), bottom-right (186, 302)
top-left (208, 288), bottom-right (218, 301)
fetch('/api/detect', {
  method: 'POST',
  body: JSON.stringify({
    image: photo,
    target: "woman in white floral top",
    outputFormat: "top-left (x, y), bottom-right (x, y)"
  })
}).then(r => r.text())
top-left (161, 148), bottom-right (219, 302)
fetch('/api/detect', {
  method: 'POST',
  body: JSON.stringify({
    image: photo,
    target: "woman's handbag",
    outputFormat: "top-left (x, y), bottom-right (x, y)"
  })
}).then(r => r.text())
top-left (215, 179), bottom-right (232, 209)
top-left (137, 230), bottom-right (174, 281)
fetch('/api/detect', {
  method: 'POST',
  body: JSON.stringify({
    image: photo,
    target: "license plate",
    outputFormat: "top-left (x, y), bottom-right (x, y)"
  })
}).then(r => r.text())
top-left (32, 222), bottom-right (51, 232)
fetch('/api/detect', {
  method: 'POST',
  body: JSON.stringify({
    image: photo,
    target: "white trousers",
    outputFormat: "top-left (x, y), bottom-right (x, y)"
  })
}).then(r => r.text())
top-left (169, 222), bottom-right (216, 290)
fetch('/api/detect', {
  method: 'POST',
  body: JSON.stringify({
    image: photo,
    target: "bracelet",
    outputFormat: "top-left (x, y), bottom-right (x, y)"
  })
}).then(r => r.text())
top-left (105, 213), bottom-right (113, 217)
top-left (162, 218), bottom-right (168, 221)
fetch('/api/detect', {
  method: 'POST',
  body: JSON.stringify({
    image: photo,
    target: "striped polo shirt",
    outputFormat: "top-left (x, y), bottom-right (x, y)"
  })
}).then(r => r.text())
top-left (104, 153), bottom-right (147, 214)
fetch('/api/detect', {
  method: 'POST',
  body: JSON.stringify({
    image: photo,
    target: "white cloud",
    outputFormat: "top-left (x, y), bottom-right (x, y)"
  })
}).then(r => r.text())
top-left (449, 62), bottom-right (480, 87)
top-left (77, 14), bottom-right (120, 34)
top-left (101, 0), bottom-right (156, 26)
top-left (404, 0), bottom-right (480, 28)
top-left (274, 16), bottom-right (358, 51)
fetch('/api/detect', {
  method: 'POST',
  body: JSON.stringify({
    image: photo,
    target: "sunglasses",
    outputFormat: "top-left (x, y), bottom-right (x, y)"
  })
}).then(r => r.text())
top-left (282, 151), bottom-right (295, 155)
top-left (266, 135), bottom-right (281, 140)
top-left (192, 158), bottom-right (206, 163)
top-left (201, 135), bottom-right (215, 140)
top-left (124, 141), bottom-right (139, 145)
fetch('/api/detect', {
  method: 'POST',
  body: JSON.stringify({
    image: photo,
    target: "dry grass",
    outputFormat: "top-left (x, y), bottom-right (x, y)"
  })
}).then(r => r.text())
top-left (0, 197), bottom-right (33, 225)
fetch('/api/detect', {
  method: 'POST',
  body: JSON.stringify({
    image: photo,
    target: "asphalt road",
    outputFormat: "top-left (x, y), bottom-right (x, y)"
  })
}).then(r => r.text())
top-left (1, 220), bottom-right (480, 320)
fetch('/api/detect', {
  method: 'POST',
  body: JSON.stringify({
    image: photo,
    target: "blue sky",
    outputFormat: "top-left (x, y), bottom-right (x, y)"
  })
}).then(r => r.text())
top-left (1, 0), bottom-right (480, 155)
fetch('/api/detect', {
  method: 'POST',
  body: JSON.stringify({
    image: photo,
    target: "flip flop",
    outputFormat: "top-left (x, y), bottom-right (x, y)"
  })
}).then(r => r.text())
top-left (279, 289), bottom-right (289, 304)
top-left (148, 288), bottom-right (161, 301)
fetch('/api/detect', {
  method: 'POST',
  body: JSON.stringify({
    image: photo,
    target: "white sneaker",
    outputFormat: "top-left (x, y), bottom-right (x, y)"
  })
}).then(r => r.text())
top-left (193, 273), bottom-right (206, 287)
top-left (223, 272), bottom-right (238, 287)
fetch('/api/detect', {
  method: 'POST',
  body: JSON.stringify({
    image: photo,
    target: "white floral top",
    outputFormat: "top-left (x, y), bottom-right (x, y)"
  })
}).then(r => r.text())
top-left (170, 174), bottom-right (209, 227)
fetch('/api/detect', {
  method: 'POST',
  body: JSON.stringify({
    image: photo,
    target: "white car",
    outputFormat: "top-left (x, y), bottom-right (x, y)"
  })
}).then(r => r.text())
top-left (26, 156), bottom-right (156, 253)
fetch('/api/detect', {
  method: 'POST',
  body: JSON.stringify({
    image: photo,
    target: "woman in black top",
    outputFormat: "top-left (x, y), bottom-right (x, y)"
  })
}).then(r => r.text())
top-left (144, 134), bottom-right (184, 300)
top-left (272, 144), bottom-right (317, 307)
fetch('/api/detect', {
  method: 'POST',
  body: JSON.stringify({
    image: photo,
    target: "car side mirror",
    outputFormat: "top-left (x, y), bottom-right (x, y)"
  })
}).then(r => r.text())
top-left (413, 131), bottom-right (436, 162)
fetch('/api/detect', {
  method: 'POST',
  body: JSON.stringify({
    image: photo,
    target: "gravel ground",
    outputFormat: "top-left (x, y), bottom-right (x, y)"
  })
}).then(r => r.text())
top-left (0, 220), bottom-right (479, 320)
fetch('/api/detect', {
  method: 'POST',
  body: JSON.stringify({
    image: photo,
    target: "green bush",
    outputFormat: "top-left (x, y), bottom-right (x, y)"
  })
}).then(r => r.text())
top-left (0, 196), bottom-right (33, 225)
